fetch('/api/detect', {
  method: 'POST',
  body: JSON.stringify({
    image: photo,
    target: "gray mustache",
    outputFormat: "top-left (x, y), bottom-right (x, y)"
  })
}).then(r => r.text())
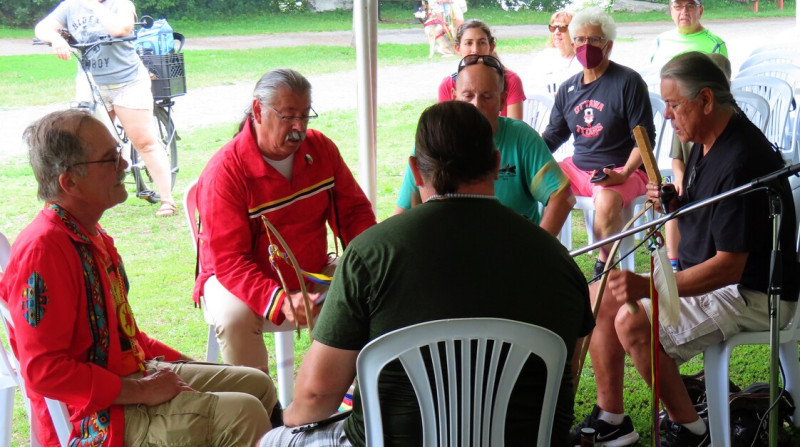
top-left (285, 131), bottom-right (306, 143)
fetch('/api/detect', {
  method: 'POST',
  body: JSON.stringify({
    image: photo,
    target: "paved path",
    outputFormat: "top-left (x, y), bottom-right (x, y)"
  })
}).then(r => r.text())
top-left (0, 17), bottom-right (796, 161)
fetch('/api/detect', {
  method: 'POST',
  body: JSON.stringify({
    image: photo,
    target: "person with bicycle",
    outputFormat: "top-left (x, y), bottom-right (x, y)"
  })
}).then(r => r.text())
top-left (193, 68), bottom-right (376, 371)
top-left (34, 0), bottom-right (177, 217)
top-left (1, 109), bottom-right (278, 446)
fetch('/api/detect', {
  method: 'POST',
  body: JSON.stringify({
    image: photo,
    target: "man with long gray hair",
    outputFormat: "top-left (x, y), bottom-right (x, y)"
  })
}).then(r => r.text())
top-left (1, 109), bottom-right (276, 445)
top-left (193, 69), bottom-right (376, 373)
top-left (576, 52), bottom-right (799, 446)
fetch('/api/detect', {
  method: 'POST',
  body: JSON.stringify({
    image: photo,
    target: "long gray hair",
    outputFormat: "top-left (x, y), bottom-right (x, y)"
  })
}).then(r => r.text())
top-left (24, 109), bottom-right (93, 202)
top-left (238, 68), bottom-right (312, 132)
top-left (661, 51), bottom-right (738, 112)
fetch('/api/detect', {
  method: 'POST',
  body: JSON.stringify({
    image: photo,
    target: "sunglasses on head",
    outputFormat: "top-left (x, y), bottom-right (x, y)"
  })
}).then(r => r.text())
top-left (457, 54), bottom-right (505, 80)
top-left (548, 24), bottom-right (569, 33)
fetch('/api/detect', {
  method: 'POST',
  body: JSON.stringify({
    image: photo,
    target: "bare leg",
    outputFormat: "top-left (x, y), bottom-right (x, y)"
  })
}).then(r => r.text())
top-left (616, 302), bottom-right (698, 424)
top-left (588, 282), bottom-right (627, 413)
top-left (114, 105), bottom-right (174, 207)
top-left (593, 189), bottom-right (623, 263)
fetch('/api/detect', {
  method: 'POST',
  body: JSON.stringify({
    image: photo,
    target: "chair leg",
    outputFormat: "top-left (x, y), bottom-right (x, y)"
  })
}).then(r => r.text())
top-left (559, 212), bottom-right (572, 250)
top-left (0, 387), bottom-right (13, 447)
top-left (704, 342), bottom-right (734, 447)
top-left (205, 324), bottom-right (220, 363)
top-left (274, 332), bottom-right (295, 407)
top-left (779, 341), bottom-right (800, 426)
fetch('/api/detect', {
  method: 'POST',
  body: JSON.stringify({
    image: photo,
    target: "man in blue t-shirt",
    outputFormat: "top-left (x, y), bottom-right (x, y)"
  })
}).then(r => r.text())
top-left (395, 55), bottom-right (574, 236)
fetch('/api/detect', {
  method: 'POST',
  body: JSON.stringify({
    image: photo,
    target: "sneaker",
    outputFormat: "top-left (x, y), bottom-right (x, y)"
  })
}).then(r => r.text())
top-left (569, 405), bottom-right (640, 446)
top-left (660, 419), bottom-right (710, 447)
top-left (593, 259), bottom-right (606, 278)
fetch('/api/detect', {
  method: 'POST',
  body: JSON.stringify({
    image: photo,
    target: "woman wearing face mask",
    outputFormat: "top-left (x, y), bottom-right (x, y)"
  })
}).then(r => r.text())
top-left (541, 7), bottom-right (654, 279)
top-left (437, 19), bottom-right (526, 120)
top-left (528, 10), bottom-right (582, 96)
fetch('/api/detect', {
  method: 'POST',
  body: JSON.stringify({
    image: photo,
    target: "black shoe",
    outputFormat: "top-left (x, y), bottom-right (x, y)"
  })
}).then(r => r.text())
top-left (593, 259), bottom-right (606, 278)
top-left (660, 420), bottom-right (710, 447)
top-left (569, 404), bottom-right (640, 446)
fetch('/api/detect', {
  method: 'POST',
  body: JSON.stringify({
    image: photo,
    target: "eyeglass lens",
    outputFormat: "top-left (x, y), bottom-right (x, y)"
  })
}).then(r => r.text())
top-left (549, 25), bottom-right (568, 33)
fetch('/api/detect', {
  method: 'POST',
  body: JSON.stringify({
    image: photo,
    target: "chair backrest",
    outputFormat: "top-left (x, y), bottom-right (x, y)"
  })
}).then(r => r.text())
top-left (748, 44), bottom-right (800, 58)
top-left (648, 92), bottom-right (674, 175)
top-left (739, 51), bottom-right (800, 73)
top-left (732, 90), bottom-right (771, 134)
top-left (356, 318), bottom-right (567, 447)
top-left (521, 93), bottom-right (554, 135)
top-left (183, 179), bottom-right (200, 252)
top-left (0, 231), bottom-right (10, 272)
top-left (0, 299), bottom-right (71, 446)
top-left (731, 76), bottom-right (794, 153)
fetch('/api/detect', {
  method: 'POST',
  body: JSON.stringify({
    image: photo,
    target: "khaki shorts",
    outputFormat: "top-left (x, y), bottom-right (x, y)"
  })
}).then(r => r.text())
top-left (642, 284), bottom-right (796, 364)
top-left (76, 63), bottom-right (153, 112)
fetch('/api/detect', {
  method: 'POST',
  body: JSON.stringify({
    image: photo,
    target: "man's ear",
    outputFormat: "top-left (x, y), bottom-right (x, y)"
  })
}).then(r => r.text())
top-left (451, 87), bottom-right (457, 101)
top-left (699, 87), bottom-right (714, 114)
top-left (500, 89), bottom-right (508, 111)
top-left (252, 100), bottom-right (263, 124)
top-left (409, 156), bottom-right (424, 187)
top-left (58, 172), bottom-right (76, 196)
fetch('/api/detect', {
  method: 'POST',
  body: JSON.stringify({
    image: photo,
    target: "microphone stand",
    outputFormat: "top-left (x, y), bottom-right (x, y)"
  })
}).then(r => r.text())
top-left (569, 162), bottom-right (800, 447)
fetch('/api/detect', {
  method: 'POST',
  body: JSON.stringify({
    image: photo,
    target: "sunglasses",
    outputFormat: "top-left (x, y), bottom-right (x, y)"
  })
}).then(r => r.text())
top-left (548, 24), bottom-right (569, 33)
top-left (457, 54), bottom-right (505, 81)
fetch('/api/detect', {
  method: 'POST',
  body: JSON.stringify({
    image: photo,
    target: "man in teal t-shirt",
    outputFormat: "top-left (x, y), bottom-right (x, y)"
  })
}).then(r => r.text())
top-left (649, 0), bottom-right (727, 70)
top-left (394, 55), bottom-right (574, 236)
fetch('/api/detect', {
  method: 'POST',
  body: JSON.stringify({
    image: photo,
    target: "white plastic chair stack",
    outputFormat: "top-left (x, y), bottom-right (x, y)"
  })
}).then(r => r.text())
top-left (182, 180), bottom-right (298, 407)
top-left (731, 76), bottom-right (795, 163)
top-left (702, 175), bottom-right (800, 445)
top-left (732, 90), bottom-right (771, 134)
top-left (356, 318), bottom-right (567, 447)
top-left (738, 51), bottom-right (800, 73)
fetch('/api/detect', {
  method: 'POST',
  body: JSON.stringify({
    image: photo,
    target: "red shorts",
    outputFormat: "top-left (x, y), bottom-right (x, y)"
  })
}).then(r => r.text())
top-left (559, 157), bottom-right (648, 207)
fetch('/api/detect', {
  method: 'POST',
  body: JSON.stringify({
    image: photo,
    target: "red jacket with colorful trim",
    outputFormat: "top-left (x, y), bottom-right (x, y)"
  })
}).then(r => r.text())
top-left (192, 121), bottom-right (376, 324)
top-left (0, 206), bottom-right (181, 446)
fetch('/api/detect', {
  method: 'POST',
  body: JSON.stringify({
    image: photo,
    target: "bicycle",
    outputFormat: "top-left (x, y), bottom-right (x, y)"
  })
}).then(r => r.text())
top-left (34, 16), bottom-right (182, 203)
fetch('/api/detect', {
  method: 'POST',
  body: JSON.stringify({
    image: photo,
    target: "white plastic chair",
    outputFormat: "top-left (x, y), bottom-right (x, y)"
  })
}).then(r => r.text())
top-left (0, 231), bottom-right (15, 447)
top-left (182, 180), bottom-right (298, 407)
top-left (0, 293), bottom-right (71, 446)
top-left (731, 76), bottom-right (795, 163)
top-left (739, 50), bottom-right (800, 73)
top-left (521, 93), bottom-right (553, 135)
top-left (702, 175), bottom-right (800, 446)
top-left (356, 318), bottom-right (567, 447)
top-left (733, 90), bottom-right (771, 134)
top-left (748, 44), bottom-right (800, 58)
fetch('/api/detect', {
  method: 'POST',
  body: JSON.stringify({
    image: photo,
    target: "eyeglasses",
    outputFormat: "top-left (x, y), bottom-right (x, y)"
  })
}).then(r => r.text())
top-left (457, 54), bottom-right (505, 80)
top-left (548, 24), bottom-right (569, 33)
top-left (573, 36), bottom-right (607, 46)
top-left (671, 2), bottom-right (699, 10)
top-left (268, 106), bottom-right (318, 124)
top-left (70, 146), bottom-right (122, 170)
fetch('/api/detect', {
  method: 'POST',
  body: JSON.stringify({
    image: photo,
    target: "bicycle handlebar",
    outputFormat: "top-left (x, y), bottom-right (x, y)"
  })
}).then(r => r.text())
top-left (31, 15), bottom-right (154, 51)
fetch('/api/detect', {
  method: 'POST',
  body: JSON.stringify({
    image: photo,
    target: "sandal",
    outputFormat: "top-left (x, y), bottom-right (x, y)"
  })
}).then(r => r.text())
top-left (155, 201), bottom-right (177, 217)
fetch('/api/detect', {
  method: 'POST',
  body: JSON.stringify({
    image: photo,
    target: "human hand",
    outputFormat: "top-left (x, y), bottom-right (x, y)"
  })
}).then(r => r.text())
top-left (593, 167), bottom-right (627, 186)
top-left (51, 36), bottom-right (72, 61)
top-left (280, 290), bottom-right (321, 325)
top-left (607, 270), bottom-right (649, 312)
top-left (136, 368), bottom-right (195, 406)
